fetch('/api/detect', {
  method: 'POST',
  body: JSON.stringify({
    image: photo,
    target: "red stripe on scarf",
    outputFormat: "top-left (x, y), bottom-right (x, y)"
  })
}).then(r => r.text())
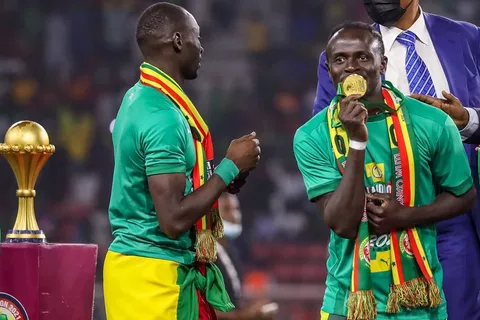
top-left (140, 72), bottom-right (207, 139)
top-left (192, 142), bottom-right (202, 189)
top-left (390, 113), bottom-right (411, 205)
top-left (203, 133), bottom-right (214, 160)
top-left (390, 231), bottom-right (405, 283)
top-left (384, 89), bottom-right (412, 206)
top-left (407, 229), bottom-right (431, 279)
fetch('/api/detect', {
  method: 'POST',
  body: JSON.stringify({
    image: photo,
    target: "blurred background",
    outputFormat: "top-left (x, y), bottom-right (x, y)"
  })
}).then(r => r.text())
top-left (0, 0), bottom-right (478, 319)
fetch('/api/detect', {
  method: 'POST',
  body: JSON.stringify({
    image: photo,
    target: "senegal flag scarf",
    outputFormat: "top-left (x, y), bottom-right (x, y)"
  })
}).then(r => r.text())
top-left (327, 81), bottom-right (442, 320)
top-left (139, 62), bottom-right (223, 263)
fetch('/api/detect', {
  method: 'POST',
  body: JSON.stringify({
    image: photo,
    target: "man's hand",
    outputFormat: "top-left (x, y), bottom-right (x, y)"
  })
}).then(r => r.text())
top-left (410, 90), bottom-right (469, 128)
top-left (366, 193), bottom-right (410, 234)
top-left (227, 172), bottom-right (249, 194)
top-left (339, 94), bottom-right (369, 142)
top-left (226, 132), bottom-right (261, 173)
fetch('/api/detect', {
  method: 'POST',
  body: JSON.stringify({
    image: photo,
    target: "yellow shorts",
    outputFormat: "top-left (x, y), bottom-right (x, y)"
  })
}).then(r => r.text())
top-left (103, 250), bottom-right (184, 320)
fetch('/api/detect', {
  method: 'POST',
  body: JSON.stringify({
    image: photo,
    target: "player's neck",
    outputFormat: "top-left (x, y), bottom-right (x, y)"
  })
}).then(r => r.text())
top-left (365, 90), bottom-right (385, 116)
top-left (394, 4), bottom-right (421, 30)
top-left (365, 89), bottom-right (384, 104)
top-left (145, 59), bottom-right (184, 86)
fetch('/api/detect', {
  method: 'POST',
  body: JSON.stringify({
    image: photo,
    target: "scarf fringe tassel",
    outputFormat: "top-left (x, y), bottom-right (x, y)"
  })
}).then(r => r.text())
top-left (196, 230), bottom-right (217, 263)
top-left (210, 208), bottom-right (224, 239)
top-left (386, 277), bottom-right (442, 313)
top-left (347, 290), bottom-right (377, 320)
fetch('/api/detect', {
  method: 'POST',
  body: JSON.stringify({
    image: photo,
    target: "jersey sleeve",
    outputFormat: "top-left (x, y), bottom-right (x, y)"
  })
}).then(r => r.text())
top-left (141, 108), bottom-right (189, 176)
top-left (293, 129), bottom-right (341, 201)
top-left (431, 117), bottom-right (473, 196)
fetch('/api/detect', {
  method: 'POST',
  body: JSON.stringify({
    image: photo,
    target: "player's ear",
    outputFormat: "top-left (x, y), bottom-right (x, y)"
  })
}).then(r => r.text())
top-left (173, 32), bottom-right (182, 52)
top-left (380, 55), bottom-right (388, 75)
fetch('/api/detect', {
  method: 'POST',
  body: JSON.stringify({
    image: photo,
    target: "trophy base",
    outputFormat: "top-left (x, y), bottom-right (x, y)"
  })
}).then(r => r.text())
top-left (5, 230), bottom-right (47, 243)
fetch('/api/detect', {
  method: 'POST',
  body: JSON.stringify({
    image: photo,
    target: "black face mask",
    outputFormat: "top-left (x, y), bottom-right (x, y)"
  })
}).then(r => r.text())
top-left (364, 0), bottom-right (413, 27)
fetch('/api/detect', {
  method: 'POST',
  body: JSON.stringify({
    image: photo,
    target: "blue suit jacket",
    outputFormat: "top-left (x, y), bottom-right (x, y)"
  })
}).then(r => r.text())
top-left (312, 13), bottom-right (480, 241)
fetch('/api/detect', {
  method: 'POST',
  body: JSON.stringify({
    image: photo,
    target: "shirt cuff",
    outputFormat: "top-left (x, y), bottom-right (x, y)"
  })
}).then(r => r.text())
top-left (459, 108), bottom-right (479, 141)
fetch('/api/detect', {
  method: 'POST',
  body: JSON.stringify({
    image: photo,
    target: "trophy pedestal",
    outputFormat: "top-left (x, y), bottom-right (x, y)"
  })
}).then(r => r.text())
top-left (0, 243), bottom-right (98, 320)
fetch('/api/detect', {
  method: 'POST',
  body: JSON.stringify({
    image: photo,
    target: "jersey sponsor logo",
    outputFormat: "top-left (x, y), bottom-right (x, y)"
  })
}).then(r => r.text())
top-left (365, 162), bottom-right (392, 194)
top-left (365, 162), bottom-right (385, 183)
top-left (372, 165), bottom-right (382, 179)
top-left (365, 183), bottom-right (392, 194)
top-left (369, 234), bottom-right (392, 273)
top-left (0, 292), bottom-right (29, 320)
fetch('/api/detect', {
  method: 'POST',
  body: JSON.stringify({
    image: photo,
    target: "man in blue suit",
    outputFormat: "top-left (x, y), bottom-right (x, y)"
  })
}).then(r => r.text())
top-left (312, 0), bottom-right (480, 318)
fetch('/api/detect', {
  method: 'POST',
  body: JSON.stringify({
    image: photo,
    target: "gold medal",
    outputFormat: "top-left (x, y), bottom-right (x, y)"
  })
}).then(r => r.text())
top-left (342, 74), bottom-right (367, 97)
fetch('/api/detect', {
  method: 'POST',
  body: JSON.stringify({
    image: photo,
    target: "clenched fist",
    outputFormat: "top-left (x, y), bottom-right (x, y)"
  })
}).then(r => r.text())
top-left (339, 94), bottom-right (369, 142)
top-left (366, 193), bottom-right (411, 234)
top-left (226, 132), bottom-right (261, 173)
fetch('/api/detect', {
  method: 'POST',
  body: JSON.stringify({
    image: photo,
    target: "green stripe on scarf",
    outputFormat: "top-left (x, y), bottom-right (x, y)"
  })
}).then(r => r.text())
top-left (327, 81), bottom-right (441, 320)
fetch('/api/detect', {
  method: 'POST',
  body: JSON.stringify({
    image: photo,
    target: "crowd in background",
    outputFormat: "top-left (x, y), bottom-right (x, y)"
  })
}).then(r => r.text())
top-left (1, 0), bottom-right (479, 318)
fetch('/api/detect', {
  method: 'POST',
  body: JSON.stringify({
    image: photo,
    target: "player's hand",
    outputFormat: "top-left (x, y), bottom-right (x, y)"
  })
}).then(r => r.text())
top-left (339, 94), bottom-right (368, 142)
top-left (226, 132), bottom-right (261, 173)
top-left (227, 171), bottom-right (249, 194)
top-left (410, 91), bottom-right (468, 128)
top-left (366, 193), bottom-right (410, 234)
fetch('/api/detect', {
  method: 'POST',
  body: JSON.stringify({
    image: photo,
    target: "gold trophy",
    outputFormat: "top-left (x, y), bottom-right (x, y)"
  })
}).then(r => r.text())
top-left (342, 74), bottom-right (367, 97)
top-left (0, 121), bottom-right (55, 243)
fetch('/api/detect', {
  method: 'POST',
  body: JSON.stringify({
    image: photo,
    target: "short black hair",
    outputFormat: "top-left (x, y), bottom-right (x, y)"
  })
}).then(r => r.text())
top-left (136, 2), bottom-right (188, 56)
top-left (326, 21), bottom-right (385, 60)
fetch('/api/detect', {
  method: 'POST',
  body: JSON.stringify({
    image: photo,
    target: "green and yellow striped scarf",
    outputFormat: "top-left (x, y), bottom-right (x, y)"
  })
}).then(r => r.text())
top-left (327, 82), bottom-right (442, 320)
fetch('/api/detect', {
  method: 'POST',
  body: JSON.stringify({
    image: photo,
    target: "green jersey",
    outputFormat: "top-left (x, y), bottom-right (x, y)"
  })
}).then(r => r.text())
top-left (108, 82), bottom-right (196, 264)
top-left (293, 97), bottom-right (472, 320)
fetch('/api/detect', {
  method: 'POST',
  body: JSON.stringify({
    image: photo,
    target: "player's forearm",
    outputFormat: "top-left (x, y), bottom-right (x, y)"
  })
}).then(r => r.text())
top-left (164, 174), bottom-right (227, 238)
top-left (161, 159), bottom-right (239, 239)
top-left (324, 149), bottom-right (366, 239)
top-left (404, 187), bottom-right (476, 227)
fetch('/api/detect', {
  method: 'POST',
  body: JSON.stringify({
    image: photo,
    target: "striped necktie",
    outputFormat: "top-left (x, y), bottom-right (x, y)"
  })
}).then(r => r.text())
top-left (396, 30), bottom-right (437, 97)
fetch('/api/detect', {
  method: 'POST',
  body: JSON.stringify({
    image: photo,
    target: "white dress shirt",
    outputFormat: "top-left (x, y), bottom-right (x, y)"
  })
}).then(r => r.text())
top-left (379, 8), bottom-right (478, 140)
